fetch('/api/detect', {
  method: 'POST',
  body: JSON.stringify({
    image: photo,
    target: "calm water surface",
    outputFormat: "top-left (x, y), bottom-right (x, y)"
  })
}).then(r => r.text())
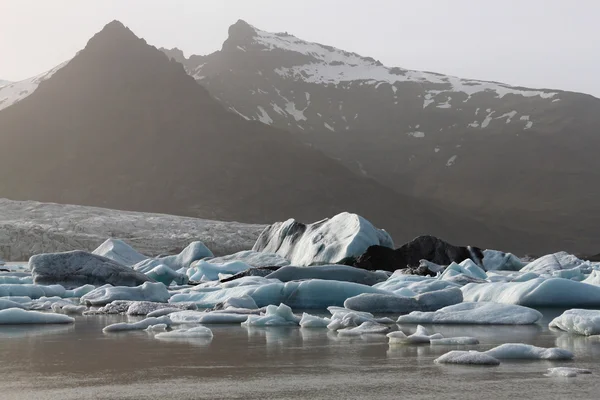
top-left (0, 308), bottom-right (598, 400)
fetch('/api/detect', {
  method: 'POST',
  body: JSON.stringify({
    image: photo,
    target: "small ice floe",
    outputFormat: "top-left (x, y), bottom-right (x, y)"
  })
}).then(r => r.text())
top-left (326, 307), bottom-right (394, 331)
top-left (242, 303), bottom-right (300, 327)
top-left (337, 321), bottom-right (390, 337)
top-left (387, 325), bottom-right (443, 344)
top-left (484, 343), bottom-right (573, 360)
top-left (549, 309), bottom-right (600, 336)
top-left (435, 350), bottom-right (500, 366)
top-left (546, 367), bottom-right (592, 378)
top-left (299, 313), bottom-right (331, 328)
top-left (396, 302), bottom-right (542, 325)
top-left (155, 326), bottom-right (213, 339)
top-left (102, 316), bottom-right (172, 332)
top-left (430, 337), bottom-right (479, 345)
top-left (145, 323), bottom-right (168, 332)
top-left (170, 310), bottom-right (249, 324)
top-left (0, 308), bottom-right (74, 325)
top-left (80, 282), bottom-right (171, 306)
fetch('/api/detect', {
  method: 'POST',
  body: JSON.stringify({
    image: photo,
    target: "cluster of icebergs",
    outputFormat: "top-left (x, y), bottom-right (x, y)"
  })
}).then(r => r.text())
top-left (1, 212), bottom-right (599, 376)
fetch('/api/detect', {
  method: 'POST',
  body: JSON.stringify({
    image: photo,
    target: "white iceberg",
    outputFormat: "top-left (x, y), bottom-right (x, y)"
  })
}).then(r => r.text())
top-left (0, 308), bottom-right (74, 324)
top-left (343, 287), bottom-right (462, 313)
top-left (0, 299), bottom-right (27, 310)
top-left (187, 260), bottom-right (252, 282)
top-left (546, 367), bottom-right (592, 377)
top-left (549, 309), bottom-right (600, 336)
top-left (133, 242), bottom-right (213, 273)
top-left (462, 278), bottom-right (600, 307)
top-left (485, 343), bottom-right (573, 360)
top-left (0, 284), bottom-right (66, 299)
top-left (337, 321), bottom-right (390, 336)
top-left (252, 212), bottom-right (393, 266)
top-left (439, 260), bottom-right (488, 282)
top-left (145, 323), bottom-right (168, 332)
top-left (435, 350), bottom-right (500, 365)
top-left (386, 325), bottom-right (443, 344)
top-left (169, 310), bottom-right (249, 324)
top-left (80, 282), bottom-right (171, 306)
top-left (155, 326), bottom-right (213, 339)
top-left (145, 265), bottom-right (188, 286)
top-left (204, 250), bottom-right (290, 267)
top-left (242, 303), bottom-right (300, 326)
top-left (520, 252), bottom-right (588, 275)
top-left (92, 238), bottom-right (148, 266)
top-left (103, 316), bottom-right (172, 332)
top-left (396, 302), bottom-right (542, 325)
top-left (482, 249), bottom-right (526, 271)
top-left (299, 313), bottom-right (331, 328)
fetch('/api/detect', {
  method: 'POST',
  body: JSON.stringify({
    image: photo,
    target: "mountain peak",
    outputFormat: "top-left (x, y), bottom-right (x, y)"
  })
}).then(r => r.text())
top-left (84, 20), bottom-right (145, 52)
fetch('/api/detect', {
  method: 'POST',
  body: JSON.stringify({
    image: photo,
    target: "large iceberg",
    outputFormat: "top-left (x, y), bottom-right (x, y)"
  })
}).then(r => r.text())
top-left (30, 250), bottom-right (151, 288)
top-left (170, 279), bottom-right (392, 309)
top-left (265, 265), bottom-right (388, 286)
top-left (80, 282), bottom-right (171, 306)
top-left (252, 212), bottom-right (393, 266)
top-left (396, 302), bottom-right (542, 325)
top-left (133, 242), bottom-right (213, 273)
top-left (92, 239), bottom-right (148, 266)
top-left (462, 278), bottom-right (600, 307)
top-left (0, 308), bottom-right (74, 324)
top-left (481, 249), bottom-right (525, 271)
top-left (520, 252), bottom-right (589, 275)
top-left (549, 309), bottom-right (600, 336)
top-left (343, 287), bottom-right (462, 313)
top-left (204, 250), bottom-right (290, 268)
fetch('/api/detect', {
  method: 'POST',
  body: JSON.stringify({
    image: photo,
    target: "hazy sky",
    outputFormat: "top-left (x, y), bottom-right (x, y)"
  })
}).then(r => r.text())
top-left (1, 0), bottom-right (599, 97)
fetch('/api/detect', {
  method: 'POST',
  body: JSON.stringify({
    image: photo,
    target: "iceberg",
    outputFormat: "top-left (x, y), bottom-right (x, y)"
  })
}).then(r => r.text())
top-left (170, 279), bottom-right (392, 309)
top-left (482, 249), bottom-right (525, 271)
top-left (0, 299), bottom-right (27, 310)
top-left (147, 307), bottom-right (187, 317)
top-left (387, 325), bottom-right (443, 344)
top-left (252, 212), bottom-right (393, 266)
top-left (430, 337), bottom-right (479, 345)
top-left (435, 350), bottom-right (500, 365)
top-left (187, 260), bottom-right (252, 282)
top-left (546, 367), bottom-right (592, 377)
top-left (92, 238), bottom-right (148, 266)
top-left (30, 250), bottom-right (152, 288)
top-left (155, 326), bottom-right (213, 338)
top-left (327, 307), bottom-right (394, 331)
top-left (343, 287), bottom-right (462, 313)
top-left (204, 250), bottom-right (290, 267)
top-left (299, 312), bottom-right (331, 328)
top-left (439, 260), bottom-right (488, 282)
top-left (80, 282), bottom-right (171, 306)
top-left (242, 303), bottom-right (300, 327)
top-left (549, 309), bottom-right (600, 336)
top-left (125, 301), bottom-right (196, 316)
top-left (145, 265), bottom-right (188, 286)
top-left (145, 323), bottom-right (168, 332)
top-left (396, 302), bottom-right (542, 325)
top-left (484, 343), bottom-right (573, 360)
top-left (520, 252), bottom-right (588, 275)
top-left (265, 265), bottom-right (388, 286)
top-left (0, 284), bottom-right (66, 299)
top-left (133, 241), bottom-right (213, 273)
top-left (169, 310), bottom-right (249, 324)
top-left (462, 278), bottom-right (600, 307)
top-left (103, 316), bottom-right (172, 332)
top-left (337, 321), bottom-right (390, 336)
top-left (0, 308), bottom-right (74, 324)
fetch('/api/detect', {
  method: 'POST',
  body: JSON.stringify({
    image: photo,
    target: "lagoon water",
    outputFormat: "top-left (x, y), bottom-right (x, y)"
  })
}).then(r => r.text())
top-left (0, 309), bottom-right (598, 400)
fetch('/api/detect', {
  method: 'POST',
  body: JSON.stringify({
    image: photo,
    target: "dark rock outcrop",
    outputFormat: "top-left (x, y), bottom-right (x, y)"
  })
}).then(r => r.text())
top-left (354, 235), bottom-right (483, 272)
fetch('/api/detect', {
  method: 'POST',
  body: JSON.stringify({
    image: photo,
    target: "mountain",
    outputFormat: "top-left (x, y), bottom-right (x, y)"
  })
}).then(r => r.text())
top-left (161, 20), bottom-right (600, 254)
top-left (0, 21), bottom-right (523, 252)
top-left (0, 80), bottom-right (11, 87)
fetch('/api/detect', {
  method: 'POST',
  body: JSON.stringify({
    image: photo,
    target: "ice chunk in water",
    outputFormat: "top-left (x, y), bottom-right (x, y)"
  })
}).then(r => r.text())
top-left (103, 316), bottom-right (172, 332)
top-left (0, 308), bottom-right (74, 324)
top-left (485, 343), bottom-right (573, 360)
top-left (549, 309), bottom-right (600, 336)
top-left (435, 350), bottom-right (500, 365)
top-left (299, 313), bottom-right (331, 328)
top-left (81, 282), bottom-right (171, 306)
top-left (430, 337), bottom-right (479, 345)
top-left (337, 321), bottom-right (390, 336)
top-left (155, 326), bottom-right (213, 338)
top-left (546, 367), bottom-right (592, 377)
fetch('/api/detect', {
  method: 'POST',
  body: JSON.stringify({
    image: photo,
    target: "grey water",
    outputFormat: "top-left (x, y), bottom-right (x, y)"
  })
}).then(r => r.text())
top-left (0, 309), bottom-right (598, 400)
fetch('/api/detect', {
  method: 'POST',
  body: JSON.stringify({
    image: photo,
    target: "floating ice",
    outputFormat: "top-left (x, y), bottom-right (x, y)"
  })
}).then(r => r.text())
top-left (265, 265), bottom-right (388, 286)
top-left (299, 313), bottom-right (331, 328)
top-left (462, 278), bottom-right (600, 307)
top-left (482, 250), bottom-right (525, 271)
top-left (204, 250), bottom-right (290, 268)
top-left (343, 287), bottom-right (462, 313)
top-left (485, 343), bottom-right (573, 360)
top-left (439, 260), bottom-right (487, 282)
top-left (147, 307), bottom-right (186, 318)
top-left (337, 321), bottom-right (390, 336)
top-left (81, 282), bottom-right (171, 306)
top-left (51, 302), bottom-right (86, 314)
top-left (187, 260), bottom-right (252, 281)
top-left (169, 310), bottom-right (249, 324)
top-left (435, 350), bottom-right (500, 365)
top-left (0, 299), bottom-right (27, 310)
top-left (520, 252), bottom-right (588, 275)
top-left (103, 316), bottom-right (172, 332)
top-left (30, 250), bottom-right (151, 288)
top-left (0, 276), bottom-right (33, 284)
top-left (125, 301), bottom-right (196, 316)
top-left (546, 367), bottom-right (592, 377)
top-left (133, 242), bottom-right (213, 273)
top-left (396, 302), bottom-right (542, 325)
top-left (549, 309), bottom-right (600, 336)
top-left (0, 308), bottom-right (74, 324)
top-left (327, 307), bottom-right (394, 331)
top-left (155, 326), bottom-right (213, 338)
top-left (145, 323), bottom-right (168, 332)
top-left (92, 239), bottom-right (148, 266)
top-left (242, 303), bottom-right (300, 326)
top-left (145, 265), bottom-right (188, 285)
top-left (430, 337), bottom-right (479, 345)
top-left (253, 212), bottom-right (393, 266)
top-left (0, 284), bottom-right (66, 299)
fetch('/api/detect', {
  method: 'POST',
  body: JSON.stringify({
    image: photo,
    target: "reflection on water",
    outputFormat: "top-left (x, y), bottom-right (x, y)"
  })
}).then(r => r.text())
top-left (0, 311), bottom-right (598, 399)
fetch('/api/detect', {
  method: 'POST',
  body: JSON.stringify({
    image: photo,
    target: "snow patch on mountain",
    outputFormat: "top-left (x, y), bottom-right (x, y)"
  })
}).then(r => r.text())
top-left (0, 60), bottom-right (69, 112)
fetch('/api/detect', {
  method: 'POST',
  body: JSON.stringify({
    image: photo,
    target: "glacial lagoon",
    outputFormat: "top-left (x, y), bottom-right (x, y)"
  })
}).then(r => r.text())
top-left (0, 309), bottom-right (598, 400)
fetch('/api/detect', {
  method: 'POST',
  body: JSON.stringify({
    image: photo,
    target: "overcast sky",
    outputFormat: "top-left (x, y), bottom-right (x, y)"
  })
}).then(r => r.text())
top-left (1, 0), bottom-right (598, 97)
